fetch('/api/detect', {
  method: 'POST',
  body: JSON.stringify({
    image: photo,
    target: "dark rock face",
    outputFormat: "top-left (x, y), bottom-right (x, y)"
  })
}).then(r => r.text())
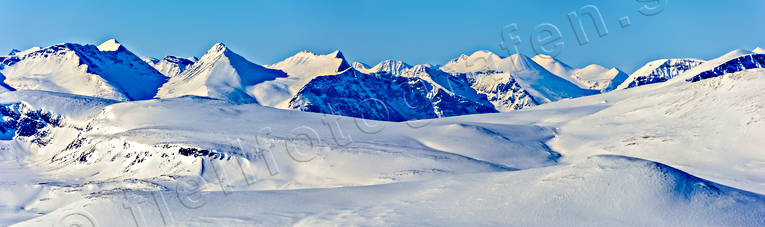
top-left (688, 54), bottom-right (765, 82)
top-left (288, 69), bottom-right (497, 121)
top-left (0, 103), bottom-right (62, 145)
top-left (178, 147), bottom-right (225, 160)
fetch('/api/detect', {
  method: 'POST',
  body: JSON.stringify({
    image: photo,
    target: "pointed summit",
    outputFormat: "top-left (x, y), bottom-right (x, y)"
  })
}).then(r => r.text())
top-left (331, 50), bottom-right (345, 59)
top-left (97, 38), bottom-right (123, 52)
top-left (8, 49), bottom-right (20, 55)
top-left (331, 50), bottom-right (351, 72)
top-left (206, 42), bottom-right (229, 55)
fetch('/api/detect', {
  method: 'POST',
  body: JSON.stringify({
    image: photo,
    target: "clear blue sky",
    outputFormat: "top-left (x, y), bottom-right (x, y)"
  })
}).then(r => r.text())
top-left (1, 0), bottom-right (763, 72)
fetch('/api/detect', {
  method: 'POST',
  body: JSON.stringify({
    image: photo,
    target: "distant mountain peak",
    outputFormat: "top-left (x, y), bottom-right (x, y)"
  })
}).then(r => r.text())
top-left (97, 38), bottom-right (123, 52)
top-left (142, 56), bottom-right (197, 77)
top-left (365, 59), bottom-right (412, 75)
top-left (8, 49), bottom-right (21, 55)
top-left (351, 62), bottom-right (370, 71)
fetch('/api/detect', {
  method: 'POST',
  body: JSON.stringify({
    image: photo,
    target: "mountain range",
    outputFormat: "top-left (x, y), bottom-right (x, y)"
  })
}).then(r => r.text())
top-left (2, 39), bottom-right (763, 121)
top-left (2, 40), bottom-right (765, 226)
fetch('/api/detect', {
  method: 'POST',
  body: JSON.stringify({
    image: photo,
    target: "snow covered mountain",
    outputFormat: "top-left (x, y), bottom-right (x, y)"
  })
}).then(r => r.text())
top-left (440, 51), bottom-right (598, 111)
top-left (532, 54), bottom-right (628, 91)
top-left (249, 50), bottom-right (351, 107)
top-left (0, 39), bottom-right (167, 101)
top-left (141, 56), bottom-right (197, 77)
top-left (156, 43), bottom-right (287, 104)
top-left (616, 58), bottom-right (705, 89)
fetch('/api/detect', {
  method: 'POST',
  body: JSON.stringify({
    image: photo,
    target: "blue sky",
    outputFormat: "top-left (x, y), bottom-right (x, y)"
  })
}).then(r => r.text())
top-left (1, 0), bottom-right (763, 72)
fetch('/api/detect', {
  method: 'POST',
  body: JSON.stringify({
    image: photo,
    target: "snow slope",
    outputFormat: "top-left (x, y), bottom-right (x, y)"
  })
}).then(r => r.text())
top-left (14, 155), bottom-right (765, 226)
top-left (156, 43), bottom-right (288, 104)
top-left (141, 56), bottom-right (196, 77)
top-left (0, 39), bottom-right (168, 101)
top-left (532, 54), bottom-right (628, 91)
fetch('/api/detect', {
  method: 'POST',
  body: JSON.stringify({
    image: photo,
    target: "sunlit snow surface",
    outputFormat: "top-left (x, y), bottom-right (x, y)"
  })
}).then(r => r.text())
top-left (0, 63), bottom-right (762, 226)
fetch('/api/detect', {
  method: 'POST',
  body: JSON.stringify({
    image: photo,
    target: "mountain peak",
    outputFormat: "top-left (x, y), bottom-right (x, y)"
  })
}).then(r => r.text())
top-left (97, 39), bottom-right (123, 52)
top-left (331, 50), bottom-right (345, 59)
top-left (754, 47), bottom-right (765, 54)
